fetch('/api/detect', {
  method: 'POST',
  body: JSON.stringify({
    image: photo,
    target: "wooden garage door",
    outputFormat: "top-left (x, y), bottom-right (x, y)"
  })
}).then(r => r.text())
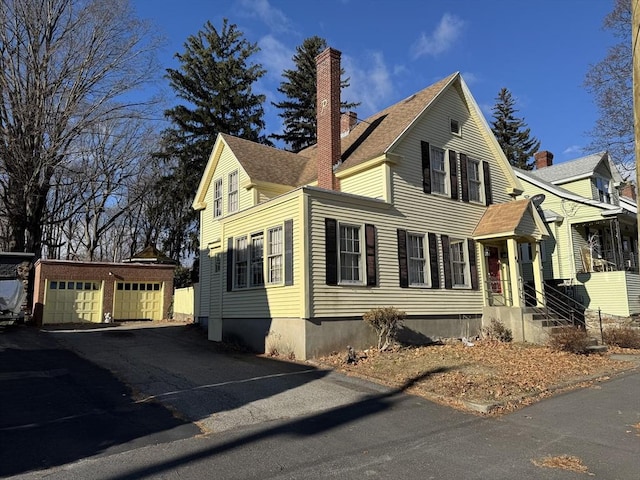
top-left (43, 280), bottom-right (103, 324)
top-left (113, 282), bottom-right (163, 321)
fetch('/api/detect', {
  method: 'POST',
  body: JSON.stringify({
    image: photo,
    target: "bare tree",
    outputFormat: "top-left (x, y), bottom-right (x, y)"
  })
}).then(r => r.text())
top-left (584, 0), bottom-right (633, 172)
top-left (0, 0), bottom-right (160, 257)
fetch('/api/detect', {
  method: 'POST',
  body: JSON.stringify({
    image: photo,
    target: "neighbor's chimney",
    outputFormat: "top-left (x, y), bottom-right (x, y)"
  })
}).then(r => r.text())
top-left (620, 182), bottom-right (637, 201)
top-left (316, 47), bottom-right (341, 191)
top-left (341, 111), bottom-right (357, 138)
top-left (534, 150), bottom-right (554, 169)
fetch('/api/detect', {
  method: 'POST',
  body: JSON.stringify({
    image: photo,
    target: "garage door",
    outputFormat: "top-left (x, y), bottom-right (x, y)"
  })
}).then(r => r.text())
top-left (113, 282), bottom-right (163, 321)
top-left (43, 280), bottom-right (103, 324)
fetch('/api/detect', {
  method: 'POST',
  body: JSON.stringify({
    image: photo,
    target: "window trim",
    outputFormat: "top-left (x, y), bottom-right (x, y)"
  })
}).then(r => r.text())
top-left (233, 235), bottom-right (248, 289)
top-left (249, 232), bottom-right (264, 287)
top-left (228, 170), bottom-right (239, 213)
top-left (267, 226), bottom-right (283, 285)
top-left (450, 118), bottom-right (461, 136)
top-left (407, 232), bottom-right (430, 287)
top-left (594, 176), bottom-right (612, 204)
top-left (467, 157), bottom-right (483, 203)
top-left (338, 222), bottom-right (364, 285)
top-left (213, 177), bottom-right (223, 217)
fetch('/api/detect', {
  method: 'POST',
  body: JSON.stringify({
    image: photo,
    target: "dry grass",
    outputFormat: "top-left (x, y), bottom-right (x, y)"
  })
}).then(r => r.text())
top-left (531, 455), bottom-right (592, 474)
top-left (313, 340), bottom-right (639, 414)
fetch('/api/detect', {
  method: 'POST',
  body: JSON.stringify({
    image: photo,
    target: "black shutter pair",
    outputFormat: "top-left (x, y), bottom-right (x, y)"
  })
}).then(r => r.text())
top-left (397, 229), bottom-right (439, 288)
top-left (325, 218), bottom-right (377, 286)
top-left (226, 219), bottom-right (294, 291)
top-left (421, 141), bottom-right (458, 201)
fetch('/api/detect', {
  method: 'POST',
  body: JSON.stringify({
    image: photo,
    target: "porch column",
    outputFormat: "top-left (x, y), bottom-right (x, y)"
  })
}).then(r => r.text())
top-left (532, 241), bottom-right (545, 306)
top-left (506, 238), bottom-right (522, 307)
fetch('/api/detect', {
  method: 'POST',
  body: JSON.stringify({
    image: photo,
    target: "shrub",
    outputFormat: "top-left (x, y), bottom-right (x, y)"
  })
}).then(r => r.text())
top-left (603, 326), bottom-right (640, 349)
top-left (548, 326), bottom-right (591, 354)
top-left (481, 318), bottom-right (513, 342)
top-left (363, 306), bottom-right (406, 351)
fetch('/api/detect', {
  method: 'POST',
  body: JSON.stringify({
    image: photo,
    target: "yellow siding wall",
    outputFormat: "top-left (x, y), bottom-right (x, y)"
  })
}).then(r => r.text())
top-left (221, 190), bottom-right (304, 319)
top-left (560, 177), bottom-right (595, 199)
top-left (340, 164), bottom-right (384, 199)
top-left (173, 286), bottom-right (195, 315)
top-left (576, 271), bottom-right (632, 317)
top-left (307, 190), bottom-right (484, 318)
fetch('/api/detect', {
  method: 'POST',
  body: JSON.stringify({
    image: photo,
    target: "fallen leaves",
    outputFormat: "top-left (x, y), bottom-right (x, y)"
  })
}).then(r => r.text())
top-left (532, 455), bottom-right (593, 475)
top-left (314, 340), bottom-right (638, 414)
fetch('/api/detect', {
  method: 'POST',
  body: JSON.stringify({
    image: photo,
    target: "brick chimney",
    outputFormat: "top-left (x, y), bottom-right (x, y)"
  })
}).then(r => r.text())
top-left (534, 150), bottom-right (554, 169)
top-left (620, 182), bottom-right (637, 201)
top-left (316, 48), bottom-right (341, 191)
top-left (341, 111), bottom-right (357, 138)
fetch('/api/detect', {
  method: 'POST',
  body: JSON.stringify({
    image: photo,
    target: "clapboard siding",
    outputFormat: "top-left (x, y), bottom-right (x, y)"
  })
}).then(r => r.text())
top-left (576, 271), bottom-right (635, 317)
top-left (307, 191), bottom-right (483, 318)
top-left (559, 177), bottom-right (596, 200)
top-left (340, 164), bottom-right (384, 199)
top-left (221, 190), bottom-right (304, 318)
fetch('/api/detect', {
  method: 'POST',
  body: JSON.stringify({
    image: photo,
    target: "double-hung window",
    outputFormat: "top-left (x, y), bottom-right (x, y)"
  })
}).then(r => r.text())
top-left (228, 170), bottom-right (239, 213)
top-left (267, 226), bottom-right (283, 284)
top-left (450, 238), bottom-right (468, 287)
top-left (430, 146), bottom-right (447, 194)
top-left (213, 178), bottom-right (223, 217)
top-left (234, 236), bottom-right (248, 288)
top-left (467, 158), bottom-right (482, 203)
top-left (408, 233), bottom-right (428, 286)
top-left (339, 224), bottom-right (362, 283)
top-left (250, 233), bottom-right (264, 287)
top-left (595, 177), bottom-right (611, 204)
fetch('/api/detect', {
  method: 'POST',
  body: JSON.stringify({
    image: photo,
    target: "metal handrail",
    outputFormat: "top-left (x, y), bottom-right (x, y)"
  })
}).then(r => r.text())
top-left (523, 283), bottom-right (584, 328)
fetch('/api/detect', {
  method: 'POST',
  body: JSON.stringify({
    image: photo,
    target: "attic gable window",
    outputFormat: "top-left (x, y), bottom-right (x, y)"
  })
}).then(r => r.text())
top-left (450, 118), bottom-right (461, 136)
top-left (595, 177), bottom-right (612, 204)
top-left (430, 146), bottom-right (447, 195)
top-left (213, 178), bottom-right (223, 217)
top-left (228, 170), bottom-right (239, 213)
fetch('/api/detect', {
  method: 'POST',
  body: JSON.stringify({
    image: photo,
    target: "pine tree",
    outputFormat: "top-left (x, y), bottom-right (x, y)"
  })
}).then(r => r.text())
top-left (155, 19), bottom-right (268, 260)
top-left (490, 88), bottom-right (541, 170)
top-left (271, 36), bottom-right (359, 152)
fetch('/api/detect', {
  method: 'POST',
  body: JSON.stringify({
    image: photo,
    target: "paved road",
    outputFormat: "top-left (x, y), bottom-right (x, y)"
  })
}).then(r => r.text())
top-left (3, 322), bottom-right (640, 479)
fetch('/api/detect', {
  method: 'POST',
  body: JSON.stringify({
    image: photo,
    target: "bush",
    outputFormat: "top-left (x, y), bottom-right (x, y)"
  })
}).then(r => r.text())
top-left (481, 318), bottom-right (513, 342)
top-left (548, 327), bottom-right (591, 354)
top-left (363, 306), bottom-right (406, 351)
top-left (603, 326), bottom-right (640, 349)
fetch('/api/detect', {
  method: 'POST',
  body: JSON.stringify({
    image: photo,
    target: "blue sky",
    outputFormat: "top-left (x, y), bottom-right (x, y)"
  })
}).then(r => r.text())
top-left (133, 0), bottom-right (616, 164)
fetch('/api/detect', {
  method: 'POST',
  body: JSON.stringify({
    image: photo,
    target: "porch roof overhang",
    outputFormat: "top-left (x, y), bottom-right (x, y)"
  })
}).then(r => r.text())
top-left (473, 198), bottom-right (549, 242)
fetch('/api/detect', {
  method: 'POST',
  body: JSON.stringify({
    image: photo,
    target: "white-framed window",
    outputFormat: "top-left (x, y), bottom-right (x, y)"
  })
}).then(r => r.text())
top-left (430, 146), bottom-right (447, 195)
top-left (213, 253), bottom-right (221, 273)
top-left (407, 233), bottom-right (429, 286)
top-left (267, 226), bottom-right (283, 284)
top-left (339, 223), bottom-right (362, 284)
top-left (213, 178), bottom-right (223, 217)
top-left (450, 118), bottom-right (461, 136)
top-left (467, 158), bottom-right (482, 203)
top-left (234, 236), bottom-right (248, 288)
top-left (595, 177), bottom-right (611, 204)
top-left (450, 238), bottom-right (468, 287)
top-left (250, 233), bottom-right (264, 287)
top-left (228, 170), bottom-right (239, 212)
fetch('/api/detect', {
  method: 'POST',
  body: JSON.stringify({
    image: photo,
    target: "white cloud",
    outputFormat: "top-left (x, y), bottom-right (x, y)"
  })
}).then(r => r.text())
top-left (562, 145), bottom-right (583, 155)
top-left (412, 13), bottom-right (465, 58)
top-left (238, 0), bottom-right (292, 33)
top-left (342, 52), bottom-right (394, 115)
top-left (256, 35), bottom-right (294, 81)
top-left (460, 71), bottom-right (479, 85)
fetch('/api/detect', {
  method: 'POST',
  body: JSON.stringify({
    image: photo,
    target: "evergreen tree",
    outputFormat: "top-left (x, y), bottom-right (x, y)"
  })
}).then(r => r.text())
top-left (490, 88), bottom-right (541, 170)
top-left (271, 36), bottom-right (359, 152)
top-left (155, 19), bottom-right (268, 261)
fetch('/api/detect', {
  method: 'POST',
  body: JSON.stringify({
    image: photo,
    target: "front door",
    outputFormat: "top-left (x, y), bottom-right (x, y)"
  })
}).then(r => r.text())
top-left (487, 247), bottom-right (501, 293)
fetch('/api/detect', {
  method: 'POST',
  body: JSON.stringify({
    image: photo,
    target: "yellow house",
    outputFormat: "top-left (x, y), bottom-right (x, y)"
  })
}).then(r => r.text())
top-left (193, 48), bottom-right (549, 359)
top-left (515, 151), bottom-right (639, 317)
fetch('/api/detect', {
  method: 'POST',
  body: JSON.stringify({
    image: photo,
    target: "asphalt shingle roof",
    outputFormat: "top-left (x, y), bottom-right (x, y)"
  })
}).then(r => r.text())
top-left (529, 152), bottom-right (614, 184)
top-left (473, 199), bottom-right (532, 238)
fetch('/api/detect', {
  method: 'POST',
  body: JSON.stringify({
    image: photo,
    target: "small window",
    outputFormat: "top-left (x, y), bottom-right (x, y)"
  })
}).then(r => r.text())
top-left (595, 177), bottom-right (612, 204)
top-left (213, 178), bottom-right (223, 217)
top-left (450, 118), bottom-right (461, 135)
top-left (228, 170), bottom-right (239, 213)
top-left (214, 253), bottom-right (221, 273)
top-left (117, 282), bottom-right (123, 290)
top-left (59, 281), bottom-right (66, 290)
top-left (124, 283), bottom-right (131, 291)
top-left (67, 282), bottom-right (74, 290)
top-left (430, 146), bottom-right (447, 195)
top-left (132, 283), bottom-right (139, 291)
top-left (75, 282), bottom-right (82, 290)
top-left (153, 284), bottom-right (160, 291)
top-left (50, 281), bottom-right (57, 290)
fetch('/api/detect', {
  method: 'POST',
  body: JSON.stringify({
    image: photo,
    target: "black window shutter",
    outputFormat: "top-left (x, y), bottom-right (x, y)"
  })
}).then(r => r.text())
top-left (441, 234), bottom-right (452, 289)
top-left (428, 232), bottom-right (440, 289)
top-left (449, 150), bottom-right (458, 200)
top-left (226, 237), bottom-right (234, 292)
top-left (421, 141), bottom-right (431, 194)
top-left (468, 239), bottom-right (478, 290)
top-left (460, 153), bottom-right (469, 203)
top-left (483, 161), bottom-right (492, 205)
top-left (325, 218), bottom-right (338, 285)
top-left (365, 224), bottom-right (377, 286)
top-left (284, 219), bottom-right (294, 286)
top-left (397, 229), bottom-right (409, 288)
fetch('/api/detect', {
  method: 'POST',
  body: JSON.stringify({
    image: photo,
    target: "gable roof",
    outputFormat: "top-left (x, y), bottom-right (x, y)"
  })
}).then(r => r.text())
top-left (473, 198), bottom-right (548, 241)
top-left (530, 152), bottom-right (623, 185)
